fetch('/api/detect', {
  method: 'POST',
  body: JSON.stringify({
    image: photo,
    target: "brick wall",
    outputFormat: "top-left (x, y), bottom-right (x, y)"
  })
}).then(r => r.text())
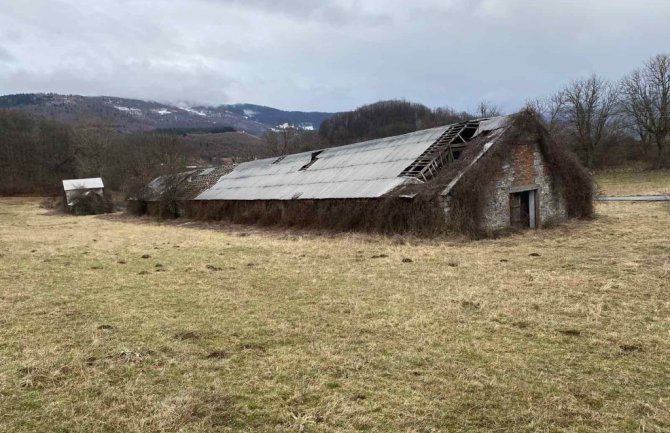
top-left (484, 142), bottom-right (566, 230)
top-left (443, 142), bottom-right (567, 231)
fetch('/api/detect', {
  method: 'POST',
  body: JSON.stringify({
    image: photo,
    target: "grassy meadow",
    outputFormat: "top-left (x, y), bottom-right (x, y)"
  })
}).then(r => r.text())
top-left (595, 169), bottom-right (670, 196)
top-left (0, 172), bottom-right (669, 432)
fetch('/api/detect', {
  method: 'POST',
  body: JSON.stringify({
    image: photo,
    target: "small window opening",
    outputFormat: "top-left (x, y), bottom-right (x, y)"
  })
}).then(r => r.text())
top-left (299, 151), bottom-right (322, 171)
top-left (452, 149), bottom-right (462, 160)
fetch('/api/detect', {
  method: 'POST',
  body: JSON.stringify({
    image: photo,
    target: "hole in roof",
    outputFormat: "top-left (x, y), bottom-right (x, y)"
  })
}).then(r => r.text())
top-left (299, 151), bottom-right (322, 171)
top-left (459, 123), bottom-right (480, 141)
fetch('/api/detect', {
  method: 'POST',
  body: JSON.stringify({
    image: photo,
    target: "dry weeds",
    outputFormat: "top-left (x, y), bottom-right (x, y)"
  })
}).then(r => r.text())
top-left (0, 181), bottom-right (669, 432)
top-left (596, 169), bottom-right (670, 196)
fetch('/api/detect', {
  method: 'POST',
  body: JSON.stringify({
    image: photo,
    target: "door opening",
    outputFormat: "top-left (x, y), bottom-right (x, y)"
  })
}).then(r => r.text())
top-left (510, 189), bottom-right (537, 229)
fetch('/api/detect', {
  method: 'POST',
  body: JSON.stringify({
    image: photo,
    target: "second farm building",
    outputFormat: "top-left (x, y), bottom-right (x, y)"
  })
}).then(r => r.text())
top-left (139, 112), bottom-right (593, 236)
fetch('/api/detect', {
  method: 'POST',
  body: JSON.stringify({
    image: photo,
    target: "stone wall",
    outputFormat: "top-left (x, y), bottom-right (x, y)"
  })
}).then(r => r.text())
top-left (482, 142), bottom-right (566, 230)
top-left (442, 142), bottom-right (567, 231)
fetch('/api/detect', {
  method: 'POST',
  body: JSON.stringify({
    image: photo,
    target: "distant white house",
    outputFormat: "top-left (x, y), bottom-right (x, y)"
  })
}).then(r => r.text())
top-left (62, 177), bottom-right (105, 207)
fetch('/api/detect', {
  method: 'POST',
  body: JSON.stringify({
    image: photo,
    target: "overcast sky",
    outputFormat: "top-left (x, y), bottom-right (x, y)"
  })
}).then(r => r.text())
top-left (0, 0), bottom-right (669, 112)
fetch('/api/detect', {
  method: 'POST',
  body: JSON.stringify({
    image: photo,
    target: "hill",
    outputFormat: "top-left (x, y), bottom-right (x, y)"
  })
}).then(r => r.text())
top-left (319, 100), bottom-right (472, 146)
top-left (218, 103), bottom-right (332, 131)
top-left (0, 93), bottom-right (335, 136)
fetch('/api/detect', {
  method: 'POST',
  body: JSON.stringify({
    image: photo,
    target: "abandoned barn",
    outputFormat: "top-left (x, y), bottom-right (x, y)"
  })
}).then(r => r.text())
top-left (139, 112), bottom-right (593, 236)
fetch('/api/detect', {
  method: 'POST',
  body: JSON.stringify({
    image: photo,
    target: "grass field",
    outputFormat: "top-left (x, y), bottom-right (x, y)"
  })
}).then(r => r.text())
top-left (595, 169), bottom-right (670, 196)
top-left (1, 175), bottom-right (669, 432)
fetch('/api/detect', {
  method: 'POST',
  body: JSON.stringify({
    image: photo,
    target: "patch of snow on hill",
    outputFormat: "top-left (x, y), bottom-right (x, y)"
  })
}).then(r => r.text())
top-left (151, 108), bottom-right (171, 115)
top-left (183, 107), bottom-right (206, 117)
top-left (272, 122), bottom-right (314, 131)
top-left (243, 109), bottom-right (258, 118)
top-left (114, 106), bottom-right (142, 116)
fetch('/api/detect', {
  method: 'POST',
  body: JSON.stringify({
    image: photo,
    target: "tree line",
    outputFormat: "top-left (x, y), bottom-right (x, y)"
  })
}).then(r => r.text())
top-left (0, 110), bottom-right (189, 195)
top-left (259, 100), bottom-right (476, 157)
top-left (1, 53), bottom-right (668, 196)
top-left (528, 54), bottom-right (669, 168)
top-left (266, 53), bottom-right (669, 169)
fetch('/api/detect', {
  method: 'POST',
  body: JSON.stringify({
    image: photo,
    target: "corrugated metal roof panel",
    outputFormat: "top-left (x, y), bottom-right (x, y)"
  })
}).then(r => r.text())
top-left (62, 178), bottom-right (104, 191)
top-left (197, 126), bottom-right (447, 200)
top-left (197, 117), bottom-right (509, 201)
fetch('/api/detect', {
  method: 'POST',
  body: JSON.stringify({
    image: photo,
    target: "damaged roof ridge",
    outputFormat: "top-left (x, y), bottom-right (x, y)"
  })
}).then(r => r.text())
top-left (441, 126), bottom-right (509, 196)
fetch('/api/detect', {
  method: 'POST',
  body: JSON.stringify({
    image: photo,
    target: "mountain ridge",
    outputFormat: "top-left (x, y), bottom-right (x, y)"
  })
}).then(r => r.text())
top-left (0, 93), bottom-right (335, 136)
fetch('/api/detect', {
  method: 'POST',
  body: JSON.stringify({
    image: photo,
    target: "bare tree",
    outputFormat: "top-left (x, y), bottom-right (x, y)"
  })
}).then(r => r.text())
top-left (476, 100), bottom-right (502, 118)
top-left (559, 74), bottom-right (620, 169)
top-left (263, 125), bottom-right (299, 156)
top-left (620, 71), bottom-right (654, 157)
top-left (621, 54), bottom-right (670, 167)
top-left (525, 94), bottom-right (564, 134)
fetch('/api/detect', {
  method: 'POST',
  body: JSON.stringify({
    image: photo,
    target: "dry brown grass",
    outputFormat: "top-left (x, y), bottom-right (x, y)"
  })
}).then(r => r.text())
top-left (595, 169), bottom-right (670, 196)
top-left (0, 193), bottom-right (669, 432)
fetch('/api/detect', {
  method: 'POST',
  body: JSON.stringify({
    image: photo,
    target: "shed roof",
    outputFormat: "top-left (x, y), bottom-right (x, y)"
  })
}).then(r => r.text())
top-left (62, 178), bottom-right (104, 191)
top-left (197, 117), bottom-right (509, 201)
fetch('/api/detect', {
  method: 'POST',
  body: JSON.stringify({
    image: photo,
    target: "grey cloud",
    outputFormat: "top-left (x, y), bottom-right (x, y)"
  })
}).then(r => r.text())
top-left (0, 0), bottom-right (669, 112)
top-left (201, 0), bottom-right (393, 25)
top-left (0, 44), bottom-right (13, 61)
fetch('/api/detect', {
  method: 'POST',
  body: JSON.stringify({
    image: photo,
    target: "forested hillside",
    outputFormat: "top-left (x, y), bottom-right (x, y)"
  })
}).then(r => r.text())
top-left (0, 110), bottom-right (266, 195)
top-left (0, 94), bottom-right (335, 136)
top-left (318, 100), bottom-right (472, 146)
top-left (0, 110), bottom-right (76, 195)
top-left (2, 53), bottom-right (669, 197)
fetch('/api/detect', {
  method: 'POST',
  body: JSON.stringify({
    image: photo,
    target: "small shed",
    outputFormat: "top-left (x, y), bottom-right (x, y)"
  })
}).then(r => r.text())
top-left (61, 177), bottom-right (108, 213)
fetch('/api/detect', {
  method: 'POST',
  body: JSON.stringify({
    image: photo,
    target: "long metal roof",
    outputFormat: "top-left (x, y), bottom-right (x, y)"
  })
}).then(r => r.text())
top-left (62, 177), bottom-right (104, 191)
top-left (197, 117), bottom-right (509, 201)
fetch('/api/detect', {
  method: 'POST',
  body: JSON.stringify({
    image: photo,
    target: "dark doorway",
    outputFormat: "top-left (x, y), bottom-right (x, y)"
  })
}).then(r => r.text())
top-left (510, 190), bottom-right (537, 229)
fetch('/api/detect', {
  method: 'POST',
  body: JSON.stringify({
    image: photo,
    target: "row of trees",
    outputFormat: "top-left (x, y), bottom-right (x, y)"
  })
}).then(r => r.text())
top-left (318, 100), bottom-right (472, 147)
top-left (0, 110), bottom-right (76, 195)
top-left (0, 109), bottom-right (190, 195)
top-left (265, 54), bottom-right (669, 169)
top-left (260, 100), bottom-right (476, 156)
top-left (1, 54), bottom-right (667, 196)
top-left (529, 54), bottom-right (669, 168)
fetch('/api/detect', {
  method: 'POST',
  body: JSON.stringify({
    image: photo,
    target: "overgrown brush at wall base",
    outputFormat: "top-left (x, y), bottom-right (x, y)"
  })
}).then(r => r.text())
top-left (185, 198), bottom-right (448, 236)
top-left (155, 175), bottom-right (184, 219)
top-left (125, 199), bottom-right (147, 216)
top-left (67, 192), bottom-right (114, 215)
